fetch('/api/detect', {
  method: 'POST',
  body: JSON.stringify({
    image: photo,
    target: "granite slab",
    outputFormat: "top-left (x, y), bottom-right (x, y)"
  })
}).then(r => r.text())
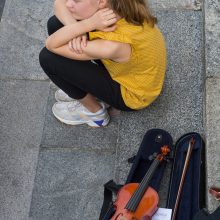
top-left (0, 21), bottom-right (48, 80)
top-left (204, 0), bottom-right (220, 77)
top-left (0, 0), bottom-right (53, 80)
top-left (29, 148), bottom-right (115, 220)
top-left (205, 78), bottom-right (220, 211)
top-left (40, 85), bottom-right (119, 151)
top-left (148, 0), bottom-right (202, 10)
top-left (0, 79), bottom-right (50, 220)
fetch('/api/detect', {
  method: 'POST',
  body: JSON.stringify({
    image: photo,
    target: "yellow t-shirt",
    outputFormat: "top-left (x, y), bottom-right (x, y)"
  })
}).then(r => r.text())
top-left (89, 18), bottom-right (167, 110)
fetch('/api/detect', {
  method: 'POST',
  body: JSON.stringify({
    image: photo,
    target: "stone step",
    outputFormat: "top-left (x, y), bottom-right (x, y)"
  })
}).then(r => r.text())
top-left (29, 148), bottom-right (115, 220)
top-left (0, 80), bottom-right (49, 220)
top-left (205, 78), bottom-right (220, 211)
top-left (204, 0), bottom-right (220, 212)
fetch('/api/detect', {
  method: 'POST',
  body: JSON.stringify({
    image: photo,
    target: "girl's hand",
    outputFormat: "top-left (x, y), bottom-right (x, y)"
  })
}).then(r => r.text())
top-left (89, 8), bottom-right (117, 32)
top-left (68, 34), bottom-right (87, 54)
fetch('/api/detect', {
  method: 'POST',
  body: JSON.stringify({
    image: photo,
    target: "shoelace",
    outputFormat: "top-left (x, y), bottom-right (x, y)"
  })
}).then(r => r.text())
top-left (67, 101), bottom-right (83, 112)
top-left (67, 101), bottom-right (105, 116)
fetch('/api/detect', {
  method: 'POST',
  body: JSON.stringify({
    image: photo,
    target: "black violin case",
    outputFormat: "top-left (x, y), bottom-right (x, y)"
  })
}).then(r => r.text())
top-left (99, 129), bottom-right (205, 220)
top-left (166, 132), bottom-right (206, 220)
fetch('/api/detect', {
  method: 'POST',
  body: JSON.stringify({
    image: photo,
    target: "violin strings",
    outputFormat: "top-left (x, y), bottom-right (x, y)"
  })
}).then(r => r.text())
top-left (126, 161), bottom-right (157, 210)
top-left (126, 159), bottom-right (160, 211)
top-left (130, 160), bottom-right (160, 211)
top-left (130, 159), bottom-right (160, 211)
top-left (127, 160), bottom-right (159, 211)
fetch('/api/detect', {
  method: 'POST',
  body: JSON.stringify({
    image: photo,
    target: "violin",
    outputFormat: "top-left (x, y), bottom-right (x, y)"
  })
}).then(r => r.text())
top-left (110, 145), bottom-right (170, 220)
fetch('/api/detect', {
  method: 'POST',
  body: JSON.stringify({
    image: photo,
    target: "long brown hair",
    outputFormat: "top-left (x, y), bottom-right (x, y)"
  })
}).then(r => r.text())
top-left (108, 0), bottom-right (157, 26)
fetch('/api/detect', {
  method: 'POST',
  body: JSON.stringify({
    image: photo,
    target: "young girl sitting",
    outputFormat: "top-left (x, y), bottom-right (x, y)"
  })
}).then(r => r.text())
top-left (39, 0), bottom-right (166, 127)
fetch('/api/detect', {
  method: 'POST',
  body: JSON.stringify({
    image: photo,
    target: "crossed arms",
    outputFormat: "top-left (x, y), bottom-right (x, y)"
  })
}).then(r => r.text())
top-left (45, 0), bottom-right (131, 62)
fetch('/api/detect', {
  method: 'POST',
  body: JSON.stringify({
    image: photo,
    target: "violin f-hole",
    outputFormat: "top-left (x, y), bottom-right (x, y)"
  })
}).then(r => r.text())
top-left (115, 213), bottom-right (126, 220)
top-left (115, 213), bottom-right (138, 220)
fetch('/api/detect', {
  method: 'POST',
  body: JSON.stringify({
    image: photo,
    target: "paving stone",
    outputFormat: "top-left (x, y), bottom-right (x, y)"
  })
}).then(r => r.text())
top-left (0, 80), bottom-right (50, 220)
top-left (114, 10), bottom-right (204, 207)
top-left (1, 0), bottom-right (52, 40)
top-left (40, 85), bottom-right (119, 150)
top-left (29, 148), bottom-right (115, 220)
top-left (205, 78), bottom-right (220, 211)
top-left (0, 21), bottom-right (47, 80)
top-left (204, 0), bottom-right (220, 77)
top-left (148, 0), bottom-right (202, 10)
top-left (0, 0), bottom-right (53, 80)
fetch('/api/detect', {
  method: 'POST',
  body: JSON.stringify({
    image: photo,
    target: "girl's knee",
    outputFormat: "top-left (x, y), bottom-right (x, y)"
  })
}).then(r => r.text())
top-left (39, 47), bottom-right (54, 70)
top-left (47, 15), bottom-right (63, 35)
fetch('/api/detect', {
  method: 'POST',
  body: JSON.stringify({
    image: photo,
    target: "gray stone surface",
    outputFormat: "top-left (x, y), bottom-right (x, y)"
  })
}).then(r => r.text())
top-left (0, 0), bottom-right (53, 80)
top-left (148, 0), bottom-right (202, 10)
top-left (0, 22), bottom-right (47, 80)
top-left (1, 0), bottom-right (52, 40)
top-left (204, 1), bottom-right (220, 77)
top-left (205, 78), bottom-right (220, 211)
top-left (29, 148), bottom-right (115, 220)
top-left (41, 85), bottom-right (119, 150)
top-left (0, 80), bottom-right (50, 220)
top-left (204, 0), bottom-right (220, 212)
top-left (114, 10), bottom-right (204, 206)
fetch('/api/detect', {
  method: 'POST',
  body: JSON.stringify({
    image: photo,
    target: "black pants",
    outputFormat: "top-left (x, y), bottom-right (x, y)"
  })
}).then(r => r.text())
top-left (39, 15), bottom-right (133, 111)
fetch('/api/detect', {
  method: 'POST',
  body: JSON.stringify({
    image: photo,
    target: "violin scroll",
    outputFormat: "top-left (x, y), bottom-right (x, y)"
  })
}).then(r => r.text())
top-left (157, 145), bottom-right (170, 161)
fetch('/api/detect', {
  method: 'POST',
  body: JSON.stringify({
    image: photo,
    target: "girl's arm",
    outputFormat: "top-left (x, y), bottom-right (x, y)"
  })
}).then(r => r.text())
top-left (54, 0), bottom-right (88, 53)
top-left (54, 0), bottom-right (77, 25)
top-left (45, 8), bottom-right (131, 62)
top-left (46, 8), bottom-right (117, 50)
top-left (47, 39), bottom-right (131, 62)
top-left (46, 19), bottom-right (93, 50)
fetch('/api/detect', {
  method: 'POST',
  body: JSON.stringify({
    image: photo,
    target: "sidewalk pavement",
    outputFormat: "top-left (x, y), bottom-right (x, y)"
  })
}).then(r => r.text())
top-left (0, 0), bottom-right (219, 219)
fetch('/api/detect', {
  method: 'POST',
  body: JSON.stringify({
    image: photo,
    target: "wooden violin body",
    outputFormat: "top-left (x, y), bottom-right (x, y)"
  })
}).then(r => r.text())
top-left (110, 145), bottom-right (170, 220)
top-left (110, 183), bottom-right (159, 220)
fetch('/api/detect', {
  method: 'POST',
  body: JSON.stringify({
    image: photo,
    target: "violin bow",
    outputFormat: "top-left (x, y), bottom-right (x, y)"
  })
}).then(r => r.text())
top-left (171, 137), bottom-right (195, 220)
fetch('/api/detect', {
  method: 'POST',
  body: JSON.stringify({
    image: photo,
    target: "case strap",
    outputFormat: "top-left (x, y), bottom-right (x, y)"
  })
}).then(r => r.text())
top-left (99, 180), bottom-right (123, 220)
top-left (209, 187), bottom-right (220, 201)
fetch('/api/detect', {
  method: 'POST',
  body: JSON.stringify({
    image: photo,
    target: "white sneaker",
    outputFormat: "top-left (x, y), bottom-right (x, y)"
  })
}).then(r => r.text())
top-left (55, 89), bottom-right (111, 108)
top-left (55, 89), bottom-right (74, 102)
top-left (52, 101), bottom-right (110, 127)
